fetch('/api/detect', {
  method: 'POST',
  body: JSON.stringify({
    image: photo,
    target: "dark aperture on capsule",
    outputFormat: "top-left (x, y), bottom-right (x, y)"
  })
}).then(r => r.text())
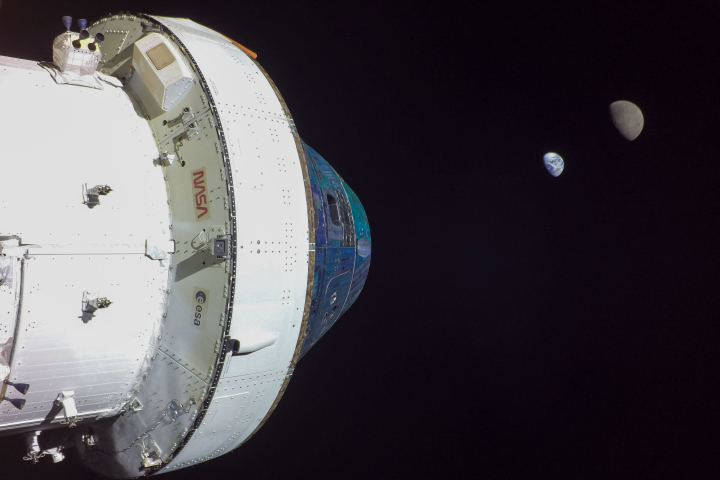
top-left (326, 193), bottom-right (341, 227)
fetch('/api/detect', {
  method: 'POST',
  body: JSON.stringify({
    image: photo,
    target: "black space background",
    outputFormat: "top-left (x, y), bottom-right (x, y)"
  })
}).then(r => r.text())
top-left (1, 0), bottom-right (720, 478)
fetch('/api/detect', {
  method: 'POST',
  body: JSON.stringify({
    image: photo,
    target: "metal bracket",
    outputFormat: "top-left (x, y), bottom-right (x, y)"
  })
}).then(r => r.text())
top-left (56, 391), bottom-right (82, 428)
top-left (191, 229), bottom-right (210, 252)
top-left (22, 451), bottom-right (45, 463)
top-left (139, 435), bottom-right (163, 468)
top-left (154, 150), bottom-right (177, 167)
top-left (22, 431), bottom-right (44, 463)
top-left (171, 121), bottom-right (200, 166)
top-left (165, 106), bottom-right (200, 167)
top-left (140, 21), bottom-right (164, 35)
top-left (84, 297), bottom-right (112, 312)
top-left (163, 106), bottom-right (195, 129)
top-left (82, 291), bottom-right (112, 320)
top-left (182, 122), bottom-right (201, 140)
top-left (129, 397), bottom-right (143, 412)
top-left (141, 450), bottom-right (162, 468)
top-left (21, 431), bottom-right (64, 463)
top-left (45, 447), bottom-right (65, 463)
top-left (82, 184), bottom-right (112, 208)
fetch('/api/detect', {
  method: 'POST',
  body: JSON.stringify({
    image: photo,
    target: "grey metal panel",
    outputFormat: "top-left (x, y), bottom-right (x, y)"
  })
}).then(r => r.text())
top-left (1, 254), bottom-right (167, 428)
top-left (194, 392), bottom-right (249, 437)
top-left (76, 349), bottom-right (208, 476)
top-left (160, 368), bottom-right (287, 472)
top-left (91, 14), bottom-right (145, 76)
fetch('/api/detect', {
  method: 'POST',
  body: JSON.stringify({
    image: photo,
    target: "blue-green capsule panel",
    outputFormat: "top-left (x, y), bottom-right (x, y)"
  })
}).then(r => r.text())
top-left (299, 143), bottom-right (371, 358)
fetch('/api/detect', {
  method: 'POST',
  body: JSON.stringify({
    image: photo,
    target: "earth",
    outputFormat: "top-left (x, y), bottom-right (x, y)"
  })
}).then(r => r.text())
top-left (543, 153), bottom-right (564, 177)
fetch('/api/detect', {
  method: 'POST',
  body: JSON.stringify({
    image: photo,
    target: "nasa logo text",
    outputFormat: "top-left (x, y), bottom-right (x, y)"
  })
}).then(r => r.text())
top-left (192, 168), bottom-right (210, 220)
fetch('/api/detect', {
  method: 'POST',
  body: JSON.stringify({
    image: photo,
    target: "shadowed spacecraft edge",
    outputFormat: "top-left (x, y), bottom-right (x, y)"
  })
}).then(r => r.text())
top-left (0, 12), bottom-right (370, 477)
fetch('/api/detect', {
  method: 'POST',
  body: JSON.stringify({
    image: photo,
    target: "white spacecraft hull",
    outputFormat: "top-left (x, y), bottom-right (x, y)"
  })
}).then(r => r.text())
top-left (0, 13), bottom-right (317, 476)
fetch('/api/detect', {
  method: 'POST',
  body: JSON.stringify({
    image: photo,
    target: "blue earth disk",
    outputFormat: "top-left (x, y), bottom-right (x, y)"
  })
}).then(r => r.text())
top-left (543, 152), bottom-right (564, 177)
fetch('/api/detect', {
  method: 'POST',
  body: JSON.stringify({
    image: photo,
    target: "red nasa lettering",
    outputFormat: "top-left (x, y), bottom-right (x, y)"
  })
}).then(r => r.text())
top-left (192, 168), bottom-right (210, 220)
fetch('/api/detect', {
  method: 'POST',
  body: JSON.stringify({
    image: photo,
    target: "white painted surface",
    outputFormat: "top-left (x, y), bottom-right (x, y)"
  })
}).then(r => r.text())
top-left (0, 55), bottom-right (169, 427)
top-left (233, 330), bottom-right (277, 354)
top-left (0, 13), bottom-right (313, 473)
top-left (0, 56), bottom-right (168, 246)
top-left (150, 17), bottom-right (311, 471)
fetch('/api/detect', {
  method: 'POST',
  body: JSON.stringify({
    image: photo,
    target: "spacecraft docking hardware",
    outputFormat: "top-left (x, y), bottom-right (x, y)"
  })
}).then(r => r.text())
top-left (0, 13), bottom-right (370, 477)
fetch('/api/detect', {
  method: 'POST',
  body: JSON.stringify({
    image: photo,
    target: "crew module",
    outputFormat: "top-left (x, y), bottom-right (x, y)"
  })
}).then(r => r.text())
top-left (0, 12), bottom-right (370, 477)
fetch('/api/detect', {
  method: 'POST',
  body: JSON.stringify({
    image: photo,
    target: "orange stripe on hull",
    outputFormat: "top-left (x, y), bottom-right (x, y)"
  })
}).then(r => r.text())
top-left (224, 36), bottom-right (258, 59)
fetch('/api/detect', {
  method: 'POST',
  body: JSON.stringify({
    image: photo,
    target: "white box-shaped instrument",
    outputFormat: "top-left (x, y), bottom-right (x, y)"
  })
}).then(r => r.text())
top-left (132, 32), bottom-right (193, 111)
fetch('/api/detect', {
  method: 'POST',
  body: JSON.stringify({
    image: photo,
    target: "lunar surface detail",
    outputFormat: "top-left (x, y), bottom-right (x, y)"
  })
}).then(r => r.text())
top-left (543, 152), bottom-right (564, 177)
top-left (609, 100), bottom-right (644, 141)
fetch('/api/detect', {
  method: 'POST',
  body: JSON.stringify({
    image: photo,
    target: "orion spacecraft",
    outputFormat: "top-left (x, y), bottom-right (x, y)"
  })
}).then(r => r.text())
top-left (0, 12), bottom-right (370, 477)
